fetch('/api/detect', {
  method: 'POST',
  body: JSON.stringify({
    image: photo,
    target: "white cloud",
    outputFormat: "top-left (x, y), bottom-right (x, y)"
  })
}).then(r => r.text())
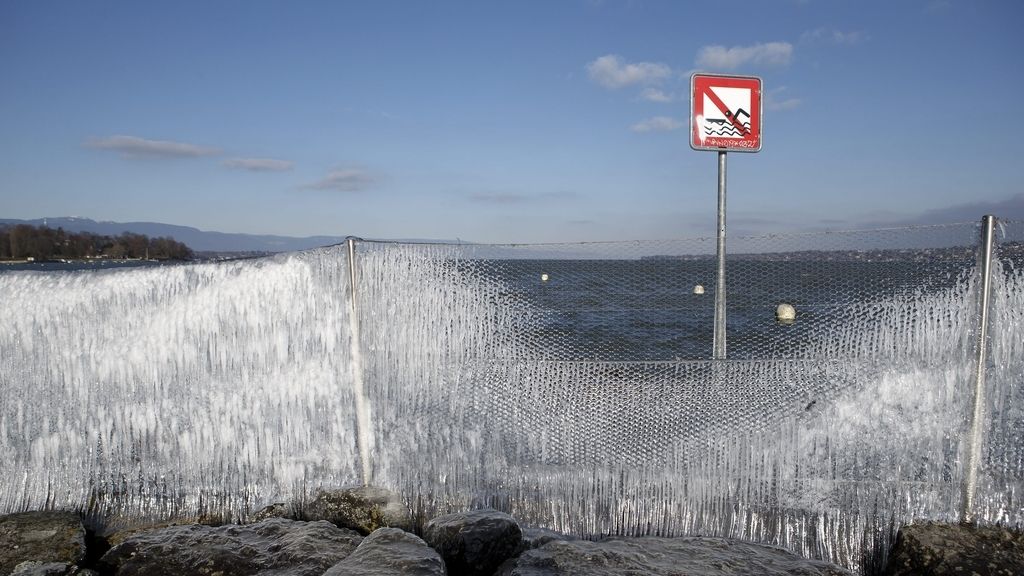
top-left (630, 116), bottom-right (684, 133)
top-left (800, 28), bottom-right (866, 45)
top-left (470, 193), bottom-right (529, 204)
top-left (586, 55), bottom-right (672, 89)
top-left (470, 191), bottom-right (577, 204)
top-left (767, 97), bottom-right (801, 111)
top-left (639, 88), bottom-right (673, 103)
top-left (695, 42), bottom-right (793, 70)
top-left (305, 169), bottom-right (373, 192)
top-left (222, 157), bottom-right (294, 172)
top-left (831, 30), bottom-right (865, 44)
top-left (765, 87), bottom-right (802, 111)
top-left (87, 135), bottom-right (221, 158)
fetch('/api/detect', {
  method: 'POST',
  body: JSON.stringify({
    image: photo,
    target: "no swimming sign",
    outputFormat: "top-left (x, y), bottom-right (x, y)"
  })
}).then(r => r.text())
top-left (690, 73), bottom-right (762, 152)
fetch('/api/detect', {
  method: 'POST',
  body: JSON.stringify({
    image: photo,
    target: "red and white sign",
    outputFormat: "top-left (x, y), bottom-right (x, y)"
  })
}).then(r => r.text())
top-left (690, 74), bottom-right (762, 152)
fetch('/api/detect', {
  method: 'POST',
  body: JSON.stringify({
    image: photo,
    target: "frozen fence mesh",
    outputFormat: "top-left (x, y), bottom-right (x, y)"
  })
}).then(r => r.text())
top-left (358, 222), bottom-right (982, 363)
top-left (346, 221), bottom-right (1011, 572)
top-left (980, 219), bottom-right (1024, 525)
top-left (2, 219), bottom-right (1020, 574)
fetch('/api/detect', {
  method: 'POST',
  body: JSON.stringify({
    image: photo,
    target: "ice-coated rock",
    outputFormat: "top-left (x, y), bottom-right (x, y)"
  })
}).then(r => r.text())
top-left (304, 485), bottom-right (413, 534)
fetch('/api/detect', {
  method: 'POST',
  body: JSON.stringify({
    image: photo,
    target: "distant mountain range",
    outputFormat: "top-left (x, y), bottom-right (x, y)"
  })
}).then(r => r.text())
top-left (0, 217), bottom-right (347, 253)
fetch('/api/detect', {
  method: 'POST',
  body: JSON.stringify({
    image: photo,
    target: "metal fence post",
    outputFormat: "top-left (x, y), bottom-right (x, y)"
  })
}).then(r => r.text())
top-left (961, 214), bottom-right (996, 522)
top-left (713, 151), bottom-right (728, 359)
top-left (346, 237), bottom-right (373, 486)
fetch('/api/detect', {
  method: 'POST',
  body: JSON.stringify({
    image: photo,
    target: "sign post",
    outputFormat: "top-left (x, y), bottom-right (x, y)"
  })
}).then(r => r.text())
top-left (690, 73), bottom-right (762, 359)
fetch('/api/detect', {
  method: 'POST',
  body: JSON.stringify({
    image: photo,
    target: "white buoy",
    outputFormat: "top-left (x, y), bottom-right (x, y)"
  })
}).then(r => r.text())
top-left (540, 273), bottom-right (549, 282)
top-left (776, 303), bottom-right (796, 324)
top-left (693, 285), bottom-right (705, 295)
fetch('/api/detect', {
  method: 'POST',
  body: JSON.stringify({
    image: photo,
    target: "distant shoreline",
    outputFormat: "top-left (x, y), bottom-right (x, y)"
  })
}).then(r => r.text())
top-left (0, 257), bottom-right (179, 265)
top-left (0, 254), bottom-right (265, 268)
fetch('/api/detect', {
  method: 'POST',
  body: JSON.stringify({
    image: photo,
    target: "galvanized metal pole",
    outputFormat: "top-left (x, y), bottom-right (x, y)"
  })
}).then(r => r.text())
top-left (346, 238), bottom-right (373, 486)
top-left (961, 214), bottom-right (996, 522)
top-left (713, 151), bottom-right (728, 359)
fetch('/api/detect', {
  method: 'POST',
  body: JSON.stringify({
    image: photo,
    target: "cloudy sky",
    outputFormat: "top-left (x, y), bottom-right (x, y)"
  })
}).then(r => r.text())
top-left (1, 0), bottom-right (1022, 242)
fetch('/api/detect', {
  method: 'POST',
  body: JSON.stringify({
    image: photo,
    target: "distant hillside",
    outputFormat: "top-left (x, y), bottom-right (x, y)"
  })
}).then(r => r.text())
top-left (0, 217), bottom-right (347, 253)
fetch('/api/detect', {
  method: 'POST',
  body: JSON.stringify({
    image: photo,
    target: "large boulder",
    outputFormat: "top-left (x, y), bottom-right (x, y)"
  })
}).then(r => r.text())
top-left (885, 521), bottom-right (1024, 576)
top-left (99, 517), bottom-right (361, 575)
top-left (499, 537), bottom-right (855, 576)
top-left (423, 508), bottom-right (522, 576)
top-left (0, 511), bottom-right (87, 575)
top-left (323, 527), bottom-right (446, 576)
top-left (304, 486), bottom-right (413, 535)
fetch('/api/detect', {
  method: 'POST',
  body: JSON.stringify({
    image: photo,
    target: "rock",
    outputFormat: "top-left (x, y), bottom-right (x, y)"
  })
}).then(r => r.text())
top-left (10, 561), bottom-right (97, 576)
top-left (323, 527), bottom-right (446, 576)
top-left (885, 521), bottom-right (1024, 576)
top-left (99, 517), bottom-right (361, 576)
top-left (519, 527), bottom-right (574, 552)
top-left (423, 508), bottom-right (522, 576)
top-left (0, 511), bottom-right (87, 575)
top-left (496, 527), bottom-right (577, 576)
top-left (10, 562), bottom-right (74, 576)
top-left (305, 486), bottom-right (413, 535)
top-left (251, 501), bottom-right (299, 522)
top-left (500, 537), bottom-right (855, 576)
top-left (103, 519), bottom-right (214, 548)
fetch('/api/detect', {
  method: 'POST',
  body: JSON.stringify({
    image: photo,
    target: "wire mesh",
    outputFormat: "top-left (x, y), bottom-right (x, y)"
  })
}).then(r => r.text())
top-left (343, 221), bottom-right (1001, 573)
top-left (1, 219), bottom-right (1019, 575)
top-left (724, 224), bottom-right (980, 360)
top-left (0, 248), bottom-right (363, 524)
top-left (355, 222), bottom-right (981, 364)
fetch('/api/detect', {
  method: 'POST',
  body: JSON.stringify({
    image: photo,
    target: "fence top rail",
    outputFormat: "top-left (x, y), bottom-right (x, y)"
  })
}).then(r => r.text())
top-left (354, 220), bottom-right (983, 249)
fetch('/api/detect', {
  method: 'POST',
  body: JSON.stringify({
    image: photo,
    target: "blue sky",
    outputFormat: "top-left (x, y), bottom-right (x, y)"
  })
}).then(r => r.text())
top-left (2, 0), bottom-right (1022, 242)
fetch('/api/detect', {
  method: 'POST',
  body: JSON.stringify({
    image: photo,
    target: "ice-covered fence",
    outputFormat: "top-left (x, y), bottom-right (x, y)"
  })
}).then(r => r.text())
top-left (0, 218), bottom-right (1021, 573)
top-left (344, 220), bottom-right (1015, 569)
top-left (977, 218), bottom-right (1024, 525)
top-left (347, 220), bottom-right (1020, 572)
top-left (0, 249), bottom-right (364, 522)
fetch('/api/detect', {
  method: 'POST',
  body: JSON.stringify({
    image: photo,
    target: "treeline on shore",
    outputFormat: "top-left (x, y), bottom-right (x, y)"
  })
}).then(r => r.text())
top-left (0, 223), bottom-right (193, 261)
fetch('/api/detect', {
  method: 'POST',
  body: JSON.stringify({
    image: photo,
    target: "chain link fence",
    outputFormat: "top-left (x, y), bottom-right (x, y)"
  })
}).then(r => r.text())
top-left (0, 218), bottom-right (1020, 574)
top-left (349, 219), bottom-right (1018, 573)
top-left (355, 222), bottom-right (982, 363)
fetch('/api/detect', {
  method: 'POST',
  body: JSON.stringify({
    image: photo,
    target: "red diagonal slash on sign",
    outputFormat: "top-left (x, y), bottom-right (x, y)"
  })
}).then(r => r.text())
top-left (702, 86), bottom-right (750, 136)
